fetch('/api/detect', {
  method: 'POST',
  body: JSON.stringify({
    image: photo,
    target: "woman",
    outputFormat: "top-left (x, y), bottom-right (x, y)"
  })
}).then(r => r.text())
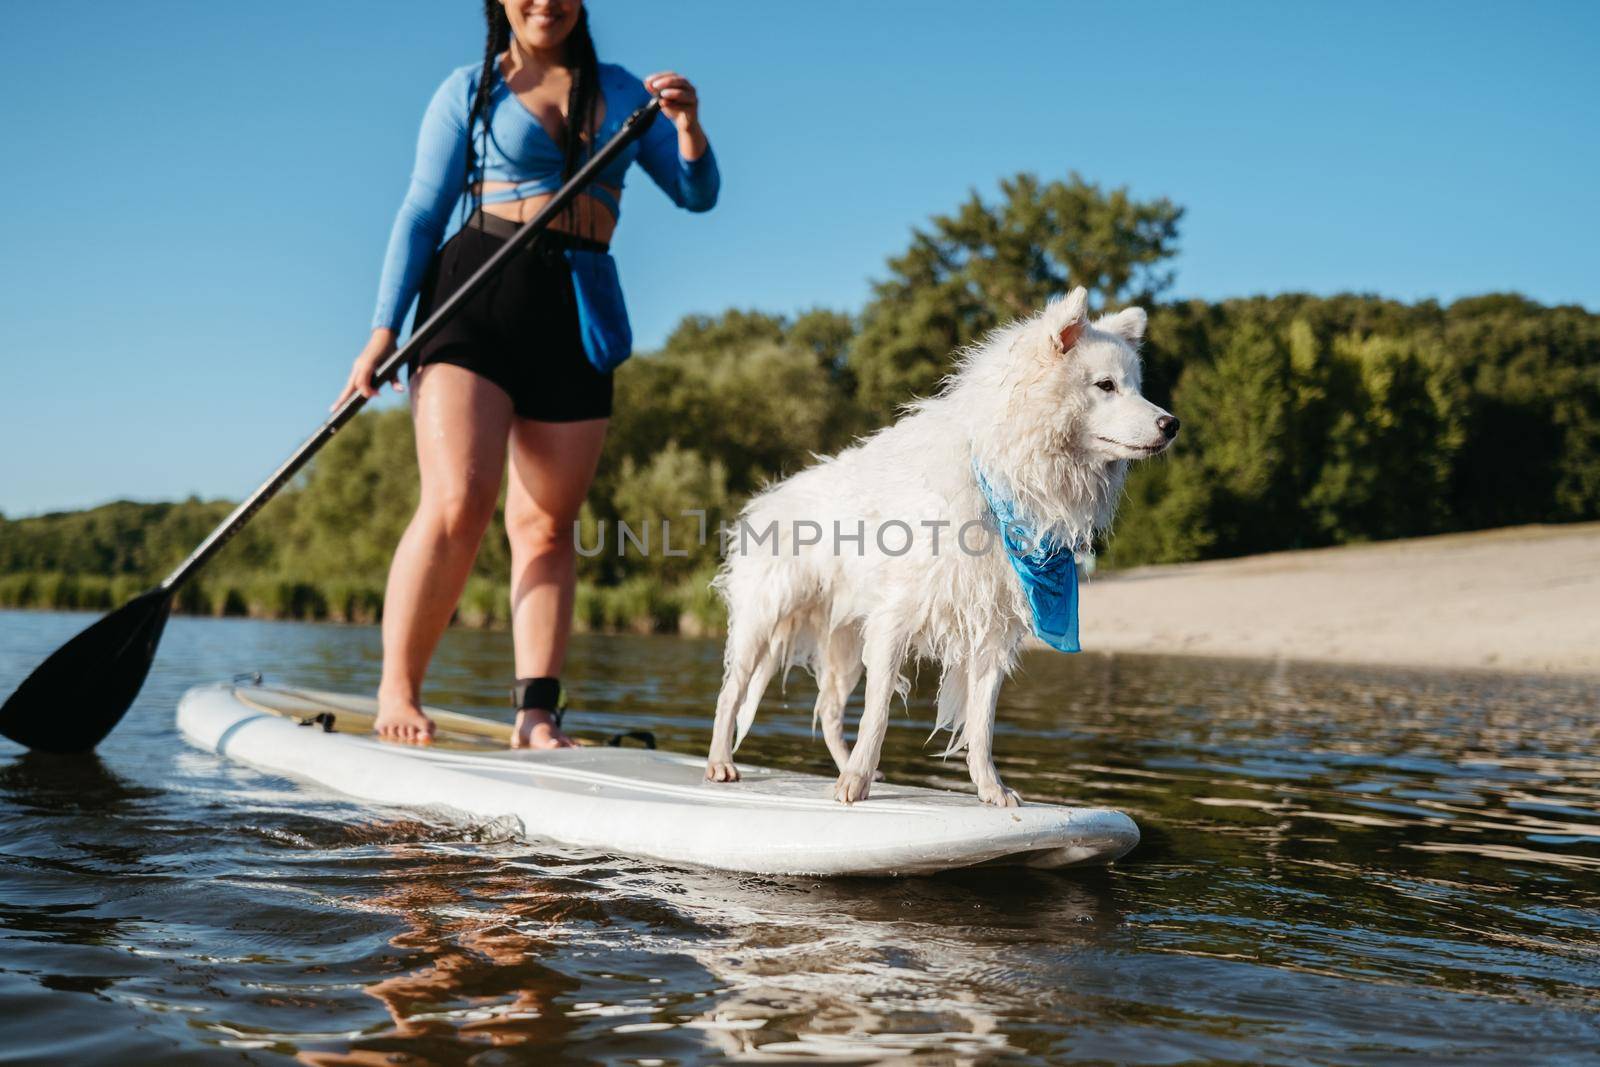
top-left (333, 0), bottom-right (719, 747)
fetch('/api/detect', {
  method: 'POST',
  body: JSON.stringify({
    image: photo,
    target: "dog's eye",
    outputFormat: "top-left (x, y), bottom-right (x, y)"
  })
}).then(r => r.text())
top-left (1095, 379), bottom-right (1116, 393)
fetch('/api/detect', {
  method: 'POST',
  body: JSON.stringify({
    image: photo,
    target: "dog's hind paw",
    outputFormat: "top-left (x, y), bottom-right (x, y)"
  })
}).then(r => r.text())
top-left (704, 759), bottom-right (741, 783)
top-left (833, 769), bottom-right (873, 804)
top-left (978, 783), bottom-right (1023, 807)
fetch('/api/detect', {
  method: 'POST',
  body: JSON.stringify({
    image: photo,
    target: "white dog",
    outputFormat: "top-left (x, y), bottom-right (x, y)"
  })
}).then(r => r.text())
top-left (705, 288), bottom-right (1178, 805)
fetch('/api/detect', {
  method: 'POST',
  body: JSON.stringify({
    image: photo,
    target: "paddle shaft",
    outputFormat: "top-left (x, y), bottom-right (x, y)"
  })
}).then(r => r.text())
top-left (158, 98), bottom-right (662, 594)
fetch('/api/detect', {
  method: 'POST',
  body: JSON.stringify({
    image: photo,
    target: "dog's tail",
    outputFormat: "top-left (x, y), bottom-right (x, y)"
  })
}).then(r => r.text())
top-left (731, 652), bottom-right (770, 751)
top-left (718, 495), bottom-right (829, 751)
top-left (732, 620), bottom-right (798, 751)
top-left (930, 667), bottom-right (968, 757)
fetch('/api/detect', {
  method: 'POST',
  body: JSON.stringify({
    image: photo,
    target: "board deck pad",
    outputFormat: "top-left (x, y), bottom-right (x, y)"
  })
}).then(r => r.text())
top-left (177, 683), bottom-right (1140, 877)
top-left (232, 686), bottom-right (513, 750)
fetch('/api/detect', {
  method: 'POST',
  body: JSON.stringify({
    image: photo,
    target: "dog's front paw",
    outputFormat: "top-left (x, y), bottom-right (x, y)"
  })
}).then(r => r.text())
top-left (833, 769), bottom-right (873, 804)
top-left (978, 782), bottom-right (1022, 807)
top-left (705, 759), bottom-right (741, 783)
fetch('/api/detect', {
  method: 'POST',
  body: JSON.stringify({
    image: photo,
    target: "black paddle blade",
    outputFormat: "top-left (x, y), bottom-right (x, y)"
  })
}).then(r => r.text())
top-left (0, 589), bottom-right (173, 753)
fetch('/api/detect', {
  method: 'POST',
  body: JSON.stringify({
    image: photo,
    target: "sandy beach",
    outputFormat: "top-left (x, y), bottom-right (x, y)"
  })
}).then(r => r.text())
top-left (1079, 523), bottom-right (1600, 676)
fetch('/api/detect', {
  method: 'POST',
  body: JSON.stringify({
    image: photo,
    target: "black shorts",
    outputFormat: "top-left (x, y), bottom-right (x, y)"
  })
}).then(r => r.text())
top-left (408, 211), bottom-right (614, 421)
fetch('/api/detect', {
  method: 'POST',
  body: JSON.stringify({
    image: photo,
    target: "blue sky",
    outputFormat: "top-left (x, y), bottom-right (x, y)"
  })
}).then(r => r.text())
top-left (1, 1), bottom-right (1595, 517)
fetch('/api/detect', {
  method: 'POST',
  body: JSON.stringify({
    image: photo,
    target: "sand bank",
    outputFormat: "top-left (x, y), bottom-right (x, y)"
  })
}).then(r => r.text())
top-left (1078, 523), bottom-right (1600, 675)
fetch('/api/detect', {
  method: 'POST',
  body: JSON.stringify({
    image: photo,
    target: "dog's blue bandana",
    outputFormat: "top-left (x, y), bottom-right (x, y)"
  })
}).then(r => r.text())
top-left (973, 464), bottom-right (1082, 654)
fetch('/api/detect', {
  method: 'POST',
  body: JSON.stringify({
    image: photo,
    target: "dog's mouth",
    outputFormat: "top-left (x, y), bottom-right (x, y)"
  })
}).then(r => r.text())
top-left (1094, 436), bottom-right (1168, 454)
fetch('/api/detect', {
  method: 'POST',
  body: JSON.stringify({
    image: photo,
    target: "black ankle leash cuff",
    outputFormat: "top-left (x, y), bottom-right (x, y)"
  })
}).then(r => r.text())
top-left (512, 677), bottom-right (565, 727)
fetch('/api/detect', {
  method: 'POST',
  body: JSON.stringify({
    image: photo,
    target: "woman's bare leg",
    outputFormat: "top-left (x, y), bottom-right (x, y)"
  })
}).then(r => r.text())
top-left (375, 364), bottom-right (515, 743)
top-left (504, 416), bottom-right (609, 749)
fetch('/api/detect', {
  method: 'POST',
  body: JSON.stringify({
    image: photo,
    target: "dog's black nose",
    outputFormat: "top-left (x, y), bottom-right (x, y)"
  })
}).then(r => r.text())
top-left (1157, 415), bottom-right (1180, 440)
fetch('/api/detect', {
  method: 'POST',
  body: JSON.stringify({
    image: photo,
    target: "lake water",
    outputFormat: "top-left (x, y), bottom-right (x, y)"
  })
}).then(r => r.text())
top-left (1, 609), bottom-right (1597, 1064)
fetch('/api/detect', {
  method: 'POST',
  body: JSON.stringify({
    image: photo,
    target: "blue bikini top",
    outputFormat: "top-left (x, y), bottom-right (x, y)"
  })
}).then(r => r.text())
top-left (974, 463), bottom-right (1083, 654)
top-left (464, 61), bottom-right (686, 219)
top-left (371, 60), bottom-right (720, 332)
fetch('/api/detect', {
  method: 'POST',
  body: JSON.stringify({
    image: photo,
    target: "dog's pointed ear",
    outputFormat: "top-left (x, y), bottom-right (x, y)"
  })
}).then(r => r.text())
top-left (1050, 287), bottom-right (1090, 355)
top-left (1095, 306), bottom-right (1148, 344)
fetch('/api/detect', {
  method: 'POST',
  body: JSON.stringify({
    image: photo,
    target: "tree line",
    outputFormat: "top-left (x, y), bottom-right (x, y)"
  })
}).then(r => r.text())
top-left (3, 174), bottom-right (1595, 629)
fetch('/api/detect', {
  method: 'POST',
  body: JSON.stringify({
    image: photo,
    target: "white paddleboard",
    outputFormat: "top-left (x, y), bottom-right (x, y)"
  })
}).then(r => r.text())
top-left (176, 683), bottom-right (1139, 877)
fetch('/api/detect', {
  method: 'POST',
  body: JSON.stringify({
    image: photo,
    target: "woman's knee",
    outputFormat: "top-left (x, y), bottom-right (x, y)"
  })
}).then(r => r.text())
top-left (420, 478), bottom-right (500, 541)
top-left (505, 498), bottom-right (576, 559)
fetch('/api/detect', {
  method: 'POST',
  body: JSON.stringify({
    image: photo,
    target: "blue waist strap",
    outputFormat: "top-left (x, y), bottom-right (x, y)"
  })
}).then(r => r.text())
top-left (480, 179), bottom-right (621, 219)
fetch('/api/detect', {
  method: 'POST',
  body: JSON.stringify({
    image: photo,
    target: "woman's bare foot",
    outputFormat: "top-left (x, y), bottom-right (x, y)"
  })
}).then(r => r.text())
top-left (375, 687), bottom-right (436, 745)
top-left (511, 707), bottom-right (576, 750)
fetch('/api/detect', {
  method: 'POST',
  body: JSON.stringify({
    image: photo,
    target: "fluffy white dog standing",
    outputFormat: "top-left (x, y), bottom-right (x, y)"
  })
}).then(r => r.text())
top-left (705, 287), bottom-right (1179, 805)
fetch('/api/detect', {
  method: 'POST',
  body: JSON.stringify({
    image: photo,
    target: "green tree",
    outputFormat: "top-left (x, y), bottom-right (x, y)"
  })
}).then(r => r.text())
top-left (1441, 295), bottom-right (1600, 527)
top-left (602, 442), bottom-right (730, 585)
top-left (1304, 333), bottom-right (1466, 542)
top-left (1170, 320), bottom-right (1295, 556)
top-left (272, 408), bottom-right (422, 585)
top-left (609, 319), bottom-right (852, 496)
top-left (1102, 456), bottom-right (1216, 566)
top-left (850, 172), bottom-right (1183, 419)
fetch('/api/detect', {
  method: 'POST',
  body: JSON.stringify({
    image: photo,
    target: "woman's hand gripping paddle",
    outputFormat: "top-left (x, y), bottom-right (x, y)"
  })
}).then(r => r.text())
top-left (0, 99), bottom-right (663, 754)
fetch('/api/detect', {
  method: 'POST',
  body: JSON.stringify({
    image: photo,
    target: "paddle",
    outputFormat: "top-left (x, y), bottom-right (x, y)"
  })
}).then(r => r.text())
top-left (0, 98), bottom-right (664, 754)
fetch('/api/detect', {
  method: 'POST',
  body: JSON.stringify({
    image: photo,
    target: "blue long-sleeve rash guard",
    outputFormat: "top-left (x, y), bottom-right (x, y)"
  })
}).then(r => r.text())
top-left (372, 61), bottom-right (720, 333)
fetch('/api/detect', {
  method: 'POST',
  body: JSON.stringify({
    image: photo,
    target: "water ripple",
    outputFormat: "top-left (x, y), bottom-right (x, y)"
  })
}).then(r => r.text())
top-left (1, 613), bottom-right (1598, 1063)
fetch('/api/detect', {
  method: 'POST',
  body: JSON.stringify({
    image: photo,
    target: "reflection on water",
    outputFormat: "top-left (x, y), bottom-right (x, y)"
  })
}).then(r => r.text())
top-left (1, 609), bottom-right (1597, 1063)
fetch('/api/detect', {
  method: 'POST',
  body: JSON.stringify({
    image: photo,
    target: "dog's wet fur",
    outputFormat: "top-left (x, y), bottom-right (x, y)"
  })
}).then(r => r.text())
top-left (706, 289), bottom-right (1179, 805)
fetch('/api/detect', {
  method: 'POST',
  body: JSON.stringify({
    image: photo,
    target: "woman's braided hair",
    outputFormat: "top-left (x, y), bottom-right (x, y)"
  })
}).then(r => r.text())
top-left (465, 2), bottom-right (602, 232)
